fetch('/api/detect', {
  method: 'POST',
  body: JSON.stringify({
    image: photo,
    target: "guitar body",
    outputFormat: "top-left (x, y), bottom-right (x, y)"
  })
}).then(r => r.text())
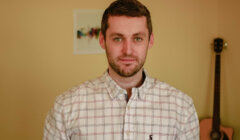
top-left (200, 118), bottom-right (233, 140)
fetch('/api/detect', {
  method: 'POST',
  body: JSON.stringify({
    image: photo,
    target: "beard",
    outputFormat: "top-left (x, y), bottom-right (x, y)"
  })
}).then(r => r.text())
top-left (105, 49), bottom-right (147, 77)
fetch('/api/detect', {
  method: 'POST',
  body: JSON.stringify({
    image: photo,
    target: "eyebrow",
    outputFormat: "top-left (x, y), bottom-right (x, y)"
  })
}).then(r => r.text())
top-left (109, 32), bottom-right (147, 37)
top-left (133, 32), bottom-right (147, 37)
top-left (109, 33), bottom-right (123, 37)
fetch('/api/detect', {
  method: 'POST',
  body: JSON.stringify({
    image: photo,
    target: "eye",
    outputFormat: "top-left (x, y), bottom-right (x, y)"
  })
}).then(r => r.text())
top-left (134, 37), bottom-right (143, 42)
top-left (113, 37), bottom-right (122, 42)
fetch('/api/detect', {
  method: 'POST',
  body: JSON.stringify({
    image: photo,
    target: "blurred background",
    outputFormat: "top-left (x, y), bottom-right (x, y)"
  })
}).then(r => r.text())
top-left (0, 0), bottom-right (239, 139)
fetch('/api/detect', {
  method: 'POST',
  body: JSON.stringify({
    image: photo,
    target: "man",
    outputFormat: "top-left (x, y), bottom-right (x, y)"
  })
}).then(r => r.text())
top-left (43, 0), bottom-right (199, 140)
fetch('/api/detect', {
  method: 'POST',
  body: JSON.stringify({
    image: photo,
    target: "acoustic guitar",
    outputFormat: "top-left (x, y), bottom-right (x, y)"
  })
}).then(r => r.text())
top-left (200, 38), bottom-right (233, 140)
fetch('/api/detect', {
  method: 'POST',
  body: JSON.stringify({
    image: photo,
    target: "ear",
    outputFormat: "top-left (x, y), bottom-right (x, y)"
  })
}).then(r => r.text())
top-left (148, 33), bottom-right (154, 49)
top-left (99, 32), bottom-right (106, 50)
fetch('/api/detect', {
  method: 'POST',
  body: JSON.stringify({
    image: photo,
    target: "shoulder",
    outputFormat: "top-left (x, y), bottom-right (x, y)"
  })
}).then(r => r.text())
top-left (146, 76), bottom-right (194, 107)
top-left (146, 76), bottom-right (197, 120)
top-left (54, 75), bottom-right (106, 107)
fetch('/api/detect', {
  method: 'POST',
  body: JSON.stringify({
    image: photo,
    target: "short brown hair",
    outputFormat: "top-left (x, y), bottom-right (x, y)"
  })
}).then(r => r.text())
top-left (101, 0), bottom-right (152, 39)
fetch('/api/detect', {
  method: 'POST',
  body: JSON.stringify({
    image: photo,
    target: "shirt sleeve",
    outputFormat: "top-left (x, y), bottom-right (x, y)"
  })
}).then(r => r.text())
top-left (177, 102), bottom-right (200, 140)
top-left (43, 96), bottom-right (69, 140)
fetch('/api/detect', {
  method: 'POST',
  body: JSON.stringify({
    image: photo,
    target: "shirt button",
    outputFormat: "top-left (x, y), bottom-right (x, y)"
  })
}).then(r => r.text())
top-left (126, 131), bottom-right (130, 136)
top-left (127, 106), bottom-right (131, 110)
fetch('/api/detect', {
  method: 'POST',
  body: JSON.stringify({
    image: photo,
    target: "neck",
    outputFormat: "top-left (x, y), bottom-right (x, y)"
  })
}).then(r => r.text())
top-left (108, 68), bottom-right (145, 99)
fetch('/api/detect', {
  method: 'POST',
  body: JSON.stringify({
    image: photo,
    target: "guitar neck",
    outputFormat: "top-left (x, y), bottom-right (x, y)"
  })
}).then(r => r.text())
top-left (212, 53), bottom-right (221, 131)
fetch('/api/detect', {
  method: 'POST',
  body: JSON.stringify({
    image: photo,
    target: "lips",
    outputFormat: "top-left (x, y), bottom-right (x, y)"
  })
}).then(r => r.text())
top-left (118, 57), bottom-right (136, 64)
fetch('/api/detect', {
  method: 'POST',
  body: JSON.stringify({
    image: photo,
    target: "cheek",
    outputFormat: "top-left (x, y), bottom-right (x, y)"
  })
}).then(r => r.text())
top-left (106, 46), bottom-right (122, 56)
top-left (136, 46), bottom-right (148, 55)
top-left (106, 47), bottom-right (119, 60)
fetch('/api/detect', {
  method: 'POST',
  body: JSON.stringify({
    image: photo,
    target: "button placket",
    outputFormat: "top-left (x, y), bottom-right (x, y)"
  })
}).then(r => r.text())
top-left (123, 90), bottom-right (133, 139)
top-left (124, 88), bottom-right (140, 140)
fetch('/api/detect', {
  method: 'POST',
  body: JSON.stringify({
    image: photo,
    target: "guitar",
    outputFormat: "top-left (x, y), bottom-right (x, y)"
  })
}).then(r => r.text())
top-left (200, 38), bottom-right (233, 140)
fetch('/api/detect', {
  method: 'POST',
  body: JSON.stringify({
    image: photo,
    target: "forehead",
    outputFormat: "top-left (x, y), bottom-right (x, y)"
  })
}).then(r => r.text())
top-left (106, 16), bottom-right (148, 36)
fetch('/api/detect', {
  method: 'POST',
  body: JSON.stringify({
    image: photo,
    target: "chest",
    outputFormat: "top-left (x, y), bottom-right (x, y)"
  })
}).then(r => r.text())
top-left (65, 95), bottom-right (180, 140)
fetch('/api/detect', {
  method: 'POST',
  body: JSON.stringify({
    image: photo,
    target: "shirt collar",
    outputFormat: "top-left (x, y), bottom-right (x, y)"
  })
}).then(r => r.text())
top-left (103, 69), bottom-right (151, 100)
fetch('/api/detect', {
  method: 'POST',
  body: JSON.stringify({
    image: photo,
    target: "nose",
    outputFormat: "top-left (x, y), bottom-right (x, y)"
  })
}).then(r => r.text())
top-left (122, 39), bottom-right (133, 55)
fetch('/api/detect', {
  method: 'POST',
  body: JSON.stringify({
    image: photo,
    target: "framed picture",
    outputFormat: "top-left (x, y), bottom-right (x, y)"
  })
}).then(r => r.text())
top-left (73, 10), bottom-right (104, 54)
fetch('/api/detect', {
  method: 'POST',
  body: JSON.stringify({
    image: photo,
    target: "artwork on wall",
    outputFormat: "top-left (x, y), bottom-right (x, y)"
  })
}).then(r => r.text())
top-left (73, 10), bottom-right (104, 54)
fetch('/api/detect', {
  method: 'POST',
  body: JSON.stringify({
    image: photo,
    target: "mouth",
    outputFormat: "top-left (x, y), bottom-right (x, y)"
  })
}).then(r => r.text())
top-left (119, 57), bottom-right (136, 64)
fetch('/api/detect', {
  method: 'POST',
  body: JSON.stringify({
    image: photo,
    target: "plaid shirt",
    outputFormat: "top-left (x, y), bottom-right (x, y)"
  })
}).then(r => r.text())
top-left (43, 71), bottom-right (199, 140)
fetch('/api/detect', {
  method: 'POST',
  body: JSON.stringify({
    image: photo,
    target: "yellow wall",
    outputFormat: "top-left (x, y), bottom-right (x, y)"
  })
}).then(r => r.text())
top-left (0, 0), bottom-right (239, 139)
top-left (218, 0), bottom-right (240, 137)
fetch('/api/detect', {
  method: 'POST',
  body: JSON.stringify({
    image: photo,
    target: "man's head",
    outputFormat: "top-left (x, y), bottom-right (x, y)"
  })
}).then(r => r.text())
top-left (101, 0), bottom-right (152, 39)
top-left (99, 0), bottom-right (154, 78)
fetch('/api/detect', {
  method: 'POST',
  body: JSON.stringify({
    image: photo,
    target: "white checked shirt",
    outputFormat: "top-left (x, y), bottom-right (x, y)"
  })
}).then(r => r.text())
top-left (43, 71), bottom-right (199, 140)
